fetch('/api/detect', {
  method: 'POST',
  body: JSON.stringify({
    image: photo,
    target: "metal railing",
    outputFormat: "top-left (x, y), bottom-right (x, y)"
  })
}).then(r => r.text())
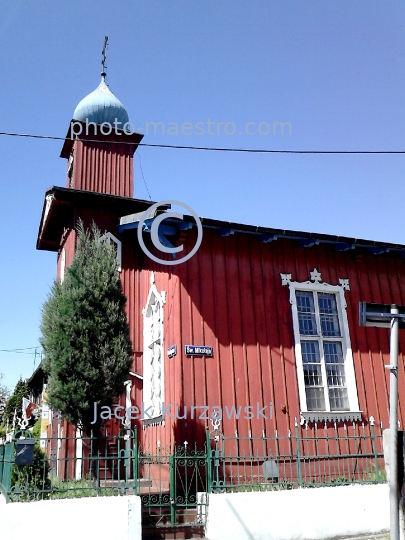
top-left (0, 428), bottom-right (138, 503)
top-left (0, 423), bottom-right (385, 505)
top-left (207, 422), bottom-right (385, 492)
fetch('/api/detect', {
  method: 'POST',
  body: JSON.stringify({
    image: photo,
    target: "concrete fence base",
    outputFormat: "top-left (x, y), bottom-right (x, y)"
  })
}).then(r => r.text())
top-left (0, 494), bottom-right (142, 540)
top-left (205, 484), bottom-right (389, 540)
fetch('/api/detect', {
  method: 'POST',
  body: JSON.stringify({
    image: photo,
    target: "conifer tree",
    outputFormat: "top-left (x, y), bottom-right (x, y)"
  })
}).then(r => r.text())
top-left (40, 221), bottom-right (132, 441)
top-left (2, 378), bottom-right (29, 428)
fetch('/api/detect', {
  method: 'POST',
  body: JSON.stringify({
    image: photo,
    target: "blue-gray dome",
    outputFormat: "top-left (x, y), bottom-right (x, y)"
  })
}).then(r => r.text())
top-left (73, 74), bottom-right (129, 126)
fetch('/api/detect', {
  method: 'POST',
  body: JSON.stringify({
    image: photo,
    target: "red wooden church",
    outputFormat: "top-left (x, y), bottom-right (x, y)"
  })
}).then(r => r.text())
top-left (36, 72), bottom-right (405, 477)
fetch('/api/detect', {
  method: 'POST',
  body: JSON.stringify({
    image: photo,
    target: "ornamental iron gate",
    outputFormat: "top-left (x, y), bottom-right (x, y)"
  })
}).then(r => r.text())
top-left (139, 441), bottom-right (209, 529)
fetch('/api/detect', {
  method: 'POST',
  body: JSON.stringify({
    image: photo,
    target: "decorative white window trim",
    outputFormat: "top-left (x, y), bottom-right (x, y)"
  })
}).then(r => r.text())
top-left (99, 232), bottom-right (122, 272)
top-left (281, 268), bottom-right (361, 423)
top-left (142, 272), bottom-right (166, 424)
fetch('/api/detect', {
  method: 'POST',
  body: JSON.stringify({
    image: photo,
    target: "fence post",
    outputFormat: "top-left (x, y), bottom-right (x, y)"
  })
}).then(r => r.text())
top-left (0, 443), bottom-right (4, 489)
top-left (295, 420), bottom-right (303, 487)
top-left (170, 451), bottom-right (175, 526)
top-left (133, 426), bottom-right (138, 492)
top-left (205, 429), bottom-right (212, 494)
top-left (370, 418), bottom-right (380, 482)
top-left (1, 441), bottom-right (14, 502)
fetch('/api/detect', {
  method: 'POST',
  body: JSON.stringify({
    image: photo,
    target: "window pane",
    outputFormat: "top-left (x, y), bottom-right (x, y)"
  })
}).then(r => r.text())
top-left (296, 291), bottom-right (317, 335)
top-left (329, 388), bottom-right (349, 411)
top-left (301, 341), bottom-right (326, 411)
top-left (324, 341), bottom-right (349, 410)
top-left (301, 341), bottom-right (320, 365)
top-left (305, 388), bottom-right (326, 412)
top-left (318, 293), bottom-right (341, 337)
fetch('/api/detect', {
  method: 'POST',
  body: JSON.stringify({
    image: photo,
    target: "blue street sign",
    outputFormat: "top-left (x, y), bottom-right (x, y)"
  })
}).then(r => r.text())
top-left (184, 345), bottom-right (213, 357)
top-left (167, 345), bottom-right (177, 358)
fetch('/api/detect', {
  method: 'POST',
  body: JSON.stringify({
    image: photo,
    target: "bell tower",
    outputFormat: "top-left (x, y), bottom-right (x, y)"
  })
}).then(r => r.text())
top-left (60, 56), bottom-right (143, 198)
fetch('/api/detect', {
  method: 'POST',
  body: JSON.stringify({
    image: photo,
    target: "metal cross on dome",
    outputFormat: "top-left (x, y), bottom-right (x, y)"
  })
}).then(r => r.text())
top-left (101, 36), bottom-right (108, 73)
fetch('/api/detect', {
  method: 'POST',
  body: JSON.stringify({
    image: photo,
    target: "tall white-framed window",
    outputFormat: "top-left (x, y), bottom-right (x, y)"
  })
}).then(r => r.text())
top-left (281, 268), bottom-right (361, 423)
top-left (142, 272), bottom-right (166, 423)
top-left (99, 232), bottom-right (122, 272)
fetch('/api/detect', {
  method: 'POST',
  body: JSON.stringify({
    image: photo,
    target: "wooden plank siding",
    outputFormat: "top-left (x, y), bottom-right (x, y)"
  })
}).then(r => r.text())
top-left (106, 224), bottom-right (405, 450)
top-left (52, 204), bottom-right (405, 455)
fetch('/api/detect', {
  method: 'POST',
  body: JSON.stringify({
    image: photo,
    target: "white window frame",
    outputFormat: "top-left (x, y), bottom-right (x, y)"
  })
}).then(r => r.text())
top-left (281, 268), bottom-right (361, 423)
top-left (99, 232), bottom-right (122, 272)
top-left (142, 272), bottom-right (166, 424)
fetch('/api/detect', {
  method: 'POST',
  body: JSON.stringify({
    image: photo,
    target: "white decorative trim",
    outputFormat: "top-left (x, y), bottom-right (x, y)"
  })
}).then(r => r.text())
top-left (300, 411), bottom-right (362, 423)
top-left (282, 268), bottom-right (359, 420)
top-left (280, 273), bottom-right (292, 286)
top-left (142, 273), bottom-right (166, 422)
top-left (339, 278), bottom-right (350, 291)
top-left (123, 380), bottom-right (132, 429)
top-left (42, 195), bottom-right (53, 232)
top-left (143, 416), bottom-right (164, 428)
top-left (60, 248), bottom-right (66, 284)
top-left (310, 268), bottom-right (322, 283)
top-left (99, 232), bottom-right (122, 272)
top-left (129, 371), bottom-right (143, 380)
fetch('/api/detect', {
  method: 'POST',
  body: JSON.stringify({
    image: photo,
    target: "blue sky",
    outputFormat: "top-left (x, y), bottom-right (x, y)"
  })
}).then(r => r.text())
top-left (1, 1), bottom-right (404, 392)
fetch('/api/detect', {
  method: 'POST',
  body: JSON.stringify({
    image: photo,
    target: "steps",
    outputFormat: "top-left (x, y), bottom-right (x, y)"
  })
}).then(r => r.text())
top-left (142, 525), bottom-right (206, 539)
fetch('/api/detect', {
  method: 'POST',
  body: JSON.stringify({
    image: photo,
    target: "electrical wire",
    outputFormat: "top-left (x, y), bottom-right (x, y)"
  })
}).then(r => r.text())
top-left (136, 152), bottom-right (152, 201)
top-left (0, 130), bottom-right (404, 154)
top-left (0, 347), bottom-right (40, 355)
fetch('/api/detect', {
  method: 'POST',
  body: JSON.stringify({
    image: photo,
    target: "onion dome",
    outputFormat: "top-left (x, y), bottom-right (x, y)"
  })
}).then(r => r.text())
top-left (72, 72), bottom-right (129, 127)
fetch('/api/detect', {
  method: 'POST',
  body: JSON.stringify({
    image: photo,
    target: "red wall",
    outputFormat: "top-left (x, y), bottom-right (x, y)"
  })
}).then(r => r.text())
top-left (114, 225), bottom-right (405, 450)
top-left (57, 209), bottom-right (405, 452)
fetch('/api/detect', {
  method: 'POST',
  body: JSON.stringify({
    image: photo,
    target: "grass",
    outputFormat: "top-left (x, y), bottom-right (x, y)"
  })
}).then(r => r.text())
top-left (49, 475), bottom-right (120, 499)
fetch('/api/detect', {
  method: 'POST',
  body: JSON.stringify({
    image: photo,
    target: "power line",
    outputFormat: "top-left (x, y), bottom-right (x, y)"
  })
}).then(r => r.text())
top-left (136, 152), bottom-right (152, 201)
top-left (0, 347), bottom-right (40, 355)
top-left (0, 130), bottom-right (404, 154)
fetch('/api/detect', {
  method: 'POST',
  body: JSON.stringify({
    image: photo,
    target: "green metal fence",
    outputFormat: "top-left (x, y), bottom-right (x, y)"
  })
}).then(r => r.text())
top-left (0, 423), bottom-right (386, 511)
top-left (0, 428), bottom-right (138, 503)
top-left (207, 423), bottom-right (385, 492)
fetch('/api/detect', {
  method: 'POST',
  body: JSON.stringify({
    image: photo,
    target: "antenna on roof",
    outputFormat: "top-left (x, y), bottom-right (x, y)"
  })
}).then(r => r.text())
top-left (101, 36), bottom-right (108, 77)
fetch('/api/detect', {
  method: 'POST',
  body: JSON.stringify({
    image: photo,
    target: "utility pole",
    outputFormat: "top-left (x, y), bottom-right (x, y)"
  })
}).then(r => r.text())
top-left (389, 305), bottom-right (400, 540)
top-left (359, 302), bottom-right (405, 540)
